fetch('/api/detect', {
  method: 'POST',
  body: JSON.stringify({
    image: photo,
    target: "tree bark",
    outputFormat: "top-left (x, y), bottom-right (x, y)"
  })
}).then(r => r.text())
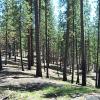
top-left (80, 0), bottom-right (86, 86)
top-left (45, 0), bottom-right (49, 78)
top-left (19, 3), bottom-right (24, 71)
top-left (96, 0), bottom-right (100, 88)
top-left (34, 0), bottom-right (42, 77)
top-left (0, 47), bottom-right (2, 71)
top-left (63, 0), bottom-right (70, 81)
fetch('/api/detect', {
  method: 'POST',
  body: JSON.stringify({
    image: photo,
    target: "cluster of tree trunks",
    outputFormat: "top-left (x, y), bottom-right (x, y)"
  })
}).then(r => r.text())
top-left (0, 0), bottom-right (100, 88)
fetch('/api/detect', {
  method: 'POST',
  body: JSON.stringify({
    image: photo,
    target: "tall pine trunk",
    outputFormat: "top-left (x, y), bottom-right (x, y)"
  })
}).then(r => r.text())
top-left (96, 0), bottom-right (100, 88)
top-left (19, 3), bottom-right (24, 71)
top-left (63, 0), bottom-right (70, 81)
top-left (34, 0), bottom-right (42, 77)
top-left (71, 0), bottom-right (75, 83)
top-left (45, 0), bottom-right (49, 78)
top-left (80, 0), bottom-right (86, 86)
top-left (5, 7), bottom-right (8, 65)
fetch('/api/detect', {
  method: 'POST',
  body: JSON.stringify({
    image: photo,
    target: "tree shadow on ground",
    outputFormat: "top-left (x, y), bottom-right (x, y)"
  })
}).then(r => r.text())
top-left (3, 59), bottom-right (28, 66)
top-left (0, 82), bottom-right (58, 92)
top-left (0, 70), bottom-right (35, 81)
top-left (49, 76), bottom-right (71, 83)
top-left (0, 70), bottom-right (35, 76)
top-left (0, 81), bottom-right (98, 99)
top-left (87, 75), bottom-right (96, 81)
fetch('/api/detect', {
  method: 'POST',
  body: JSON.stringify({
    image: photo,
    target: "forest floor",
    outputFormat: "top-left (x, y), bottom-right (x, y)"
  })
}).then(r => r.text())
top-left (0, 57), bottom-right (100, 100)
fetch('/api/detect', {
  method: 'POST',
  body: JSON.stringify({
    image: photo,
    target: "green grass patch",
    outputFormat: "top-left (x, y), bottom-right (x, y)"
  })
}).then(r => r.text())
top-left (0, 84), bottom-right (100, 100)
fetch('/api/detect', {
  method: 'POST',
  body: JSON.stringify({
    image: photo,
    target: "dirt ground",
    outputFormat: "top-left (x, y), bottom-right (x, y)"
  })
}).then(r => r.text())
top-left (0, 57), bottom-right (99, 100)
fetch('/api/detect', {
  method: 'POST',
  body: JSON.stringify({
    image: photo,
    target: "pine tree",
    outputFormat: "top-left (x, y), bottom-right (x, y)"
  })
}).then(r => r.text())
top-left (34, 0), bottom-right (42, 77)
top-left (80, 0), bottom-right (86, 86)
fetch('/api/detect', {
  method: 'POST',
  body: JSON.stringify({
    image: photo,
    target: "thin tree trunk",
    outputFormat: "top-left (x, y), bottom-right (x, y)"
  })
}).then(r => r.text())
top-left (71, 0), bottom-right (75, 83)
top-left (42, 43), bottom-right (46, 71)
top-left (76, 38), bottom-right (79, 84)
top-left (71, 36), bottom-right (75, 83)
top-left (19, 3), bottom-right (24, 71)
top-left (14, 39), bottom-right (16, 62)
top-left (5, 19), bottom-right (8, 65)
top-left (27, 32), bottom-right (31, 70)
top-left (8, 44), bottom-right (11, 59)
top-left (0, 47), bottom-right (2, 71)
top-left (87, 30), bottom-right (90, 72)
top-left (45, 0), bottom-right (49, 78)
